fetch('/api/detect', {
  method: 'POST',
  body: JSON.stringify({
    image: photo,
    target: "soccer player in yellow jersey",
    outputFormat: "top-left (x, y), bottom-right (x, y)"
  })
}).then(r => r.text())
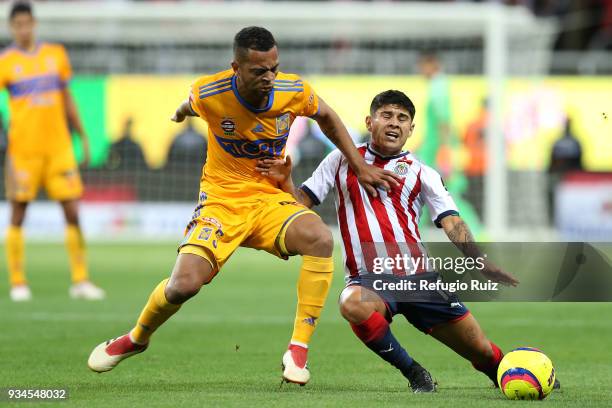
top-left (1, 2), bottom-right (105, 301)
top-left (88, 26), bottom-right (398, 385)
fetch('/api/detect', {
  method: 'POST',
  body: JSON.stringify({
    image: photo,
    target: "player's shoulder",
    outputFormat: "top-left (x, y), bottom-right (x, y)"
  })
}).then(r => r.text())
top-left (325, 147), bottom-right (345, 163)
top-left (194, 69), bottom-right (234, 100)
top-left (273, 71), bottom-right (305, 93)
top-left (40, 42), bottom-right (67, 55)
top-left (407, 154), bottom-right (447, 187)
top-left (0, 45), bottom-right (17, 61)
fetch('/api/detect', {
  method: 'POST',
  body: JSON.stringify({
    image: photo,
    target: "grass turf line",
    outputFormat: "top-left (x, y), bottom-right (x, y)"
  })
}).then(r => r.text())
top-left (0, 243), bottom-right (611, 407)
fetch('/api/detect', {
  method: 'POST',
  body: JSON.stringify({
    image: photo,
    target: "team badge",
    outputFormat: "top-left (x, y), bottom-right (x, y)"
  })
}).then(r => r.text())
top-left (220, 118), bottom-right (236, 135)
top-left (275, 113), bottom-right (290, 135)
top-left (46, 57), bottom-right (57, 72)
top-left (393, 162), bottom-right (410, 177)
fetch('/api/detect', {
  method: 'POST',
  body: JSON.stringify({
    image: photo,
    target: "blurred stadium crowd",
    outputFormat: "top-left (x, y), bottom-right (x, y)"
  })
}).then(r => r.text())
top-left (22, 0), bottom-right (612, 52)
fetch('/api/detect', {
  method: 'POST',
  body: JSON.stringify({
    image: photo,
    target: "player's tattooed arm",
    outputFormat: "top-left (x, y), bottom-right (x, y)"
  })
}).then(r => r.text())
top-left (441, 215), bottom-right (519, 286)
top-left (255, 156), bottom-right (314, 208)
top-left (314, 98), bottom-right (399, 197)
top-left (171, 99), bottom-right (197, 123)
top-left (441, 215), bottom-right (481, 259)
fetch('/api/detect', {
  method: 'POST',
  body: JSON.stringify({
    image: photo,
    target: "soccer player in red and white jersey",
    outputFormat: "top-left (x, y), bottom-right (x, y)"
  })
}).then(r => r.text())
top-left (256, 90), bottom-right (520, 392)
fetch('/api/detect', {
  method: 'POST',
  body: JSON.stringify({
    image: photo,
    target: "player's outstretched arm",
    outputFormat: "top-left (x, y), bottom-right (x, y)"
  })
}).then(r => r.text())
top-left (171, 99), bottom-right (198, 123)
top-left (255, 156), bottom-right (314, 208)
top-left (62, 88), bottom-right (90, 167)
top-left (440, 215), bottom-right (519, 286)
top-left (314, 98), bottom-right (399, 197)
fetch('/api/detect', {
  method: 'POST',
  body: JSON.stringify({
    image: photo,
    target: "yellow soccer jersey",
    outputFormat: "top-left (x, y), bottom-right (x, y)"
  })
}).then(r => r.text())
top-left (0, 42), bottom-right (72, 156)
top-left (189, 69), bottom-right (319, 200)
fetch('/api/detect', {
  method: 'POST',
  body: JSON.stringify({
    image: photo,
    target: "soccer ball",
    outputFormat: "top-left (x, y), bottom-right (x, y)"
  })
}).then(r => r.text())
top-left (497, 347), bottom-right (555, 400)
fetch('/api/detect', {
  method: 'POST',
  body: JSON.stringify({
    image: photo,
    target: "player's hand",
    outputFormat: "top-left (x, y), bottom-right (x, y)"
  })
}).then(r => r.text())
top-left (355, 163), bottom-right (400, 197)
top-left (255, 155), bottom-right (293, 184)
top-left (479, 259), bottom-right (519, 287)
top-left (171, 110), bottom-right (186, 123)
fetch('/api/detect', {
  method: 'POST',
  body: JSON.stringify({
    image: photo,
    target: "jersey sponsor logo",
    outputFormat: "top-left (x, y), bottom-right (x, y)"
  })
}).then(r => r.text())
top-left (275, 113), bottom-right (290, 135)
top-left (215, 133), bottom-right (289, 159)
top-left (220, 117), bottom-right (236, 135)
top-left (252, 123), bottom-right (264, 133)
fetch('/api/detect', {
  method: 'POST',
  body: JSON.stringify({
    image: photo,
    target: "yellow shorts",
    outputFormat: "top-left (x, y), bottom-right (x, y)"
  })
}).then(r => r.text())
top-left (178, 191), bottom-right (316, 273)
top-left (5, 150), bottom-right (83, 202)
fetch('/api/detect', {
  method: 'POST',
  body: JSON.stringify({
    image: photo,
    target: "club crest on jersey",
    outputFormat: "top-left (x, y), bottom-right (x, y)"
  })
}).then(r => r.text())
top-left (46, 57), bottom-right (57, 72)
top-left (220, 118), bottom-right (236, 135)
top-left (393, 162), bottom-right (410, 177)
top-left (275, 113), bottom-right (290, 135)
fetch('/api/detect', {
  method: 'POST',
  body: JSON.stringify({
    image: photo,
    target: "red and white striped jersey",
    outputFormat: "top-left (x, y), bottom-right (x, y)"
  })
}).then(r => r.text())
top-left (300, 143), bottom-right (459, 281)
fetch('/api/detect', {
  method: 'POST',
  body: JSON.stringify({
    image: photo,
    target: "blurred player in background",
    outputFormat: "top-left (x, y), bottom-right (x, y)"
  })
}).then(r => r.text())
top-left (418, 52), bottom-right (482, 236)
top-left (0, 1), bottom-right (104, 301)
top-left (88, 26), bottom-right (398, 385)
top-left (256, 90), bottom-right (521, 392)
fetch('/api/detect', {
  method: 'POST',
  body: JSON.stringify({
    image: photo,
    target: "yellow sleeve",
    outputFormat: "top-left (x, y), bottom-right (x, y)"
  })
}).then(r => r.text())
top-left (0, 56), bottom-right (7, 89)
top-left (297, 79), bottom-right (320, 118)
top-left (58, 45), bottom-right (73, 85)
top-left (189, 82), bottom-right (206, 119)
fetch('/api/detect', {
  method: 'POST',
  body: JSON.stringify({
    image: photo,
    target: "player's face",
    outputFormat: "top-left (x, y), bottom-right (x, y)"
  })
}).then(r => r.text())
top-left (10, 13), bottom-right (35, 47)
top-left (232, 47), bottom-right (279, 98)
top-left (367, 104), bottom-right (414, 156)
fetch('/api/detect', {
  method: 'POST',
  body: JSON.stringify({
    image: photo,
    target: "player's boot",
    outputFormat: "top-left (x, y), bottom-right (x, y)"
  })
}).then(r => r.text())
top-left (10, 285), bottom-right (32, 302)
top-left (406, 361), bottom-right (437, 393)
top-left (88, 334), bottom-right (147, 372)
top-left (70, 281), bottom-right (106, 300)
top-left (281, 344), bottom-right (310, 385)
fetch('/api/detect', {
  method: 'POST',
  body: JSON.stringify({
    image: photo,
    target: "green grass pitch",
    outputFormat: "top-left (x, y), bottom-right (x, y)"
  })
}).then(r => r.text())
top-left (1, 243), bottom-right (611, 407)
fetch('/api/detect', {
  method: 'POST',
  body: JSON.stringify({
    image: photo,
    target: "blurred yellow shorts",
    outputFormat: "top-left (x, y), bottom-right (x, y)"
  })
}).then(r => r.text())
top-left (5, 151), bottom-right (83, 202)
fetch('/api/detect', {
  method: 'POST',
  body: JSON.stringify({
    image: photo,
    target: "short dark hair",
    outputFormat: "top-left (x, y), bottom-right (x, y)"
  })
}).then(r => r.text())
top-left (233, 26), bottom-right (277, 60)
top-left (419, 50), bottom-right (439, 63)
top-left (370, 90), bottom-right (416, 120)
top-left (9, 1), bottom-right (33, 21)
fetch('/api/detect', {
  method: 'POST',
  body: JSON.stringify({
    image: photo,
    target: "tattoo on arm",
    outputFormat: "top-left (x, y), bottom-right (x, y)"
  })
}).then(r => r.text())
top-left (446, 219), bottom-right (483, 259)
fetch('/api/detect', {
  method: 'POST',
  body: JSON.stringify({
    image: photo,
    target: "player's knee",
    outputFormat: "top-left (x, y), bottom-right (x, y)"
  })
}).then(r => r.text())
top-left (10, 202), bottom-right (27, 226)
top-left (301, 222), bottom-right (333, 257)
top-left (165, 274), bottom-right (202, 304)
top-left (338, 290), bottom-right (371, 323)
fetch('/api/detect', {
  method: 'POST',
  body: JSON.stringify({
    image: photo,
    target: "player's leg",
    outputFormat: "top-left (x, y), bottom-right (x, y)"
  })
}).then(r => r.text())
top-left (88, 201), bottom-right (239, 372)
top-left (339, 285), bottom-right (436, 392)
top-left (429, 312), bottom-right (503, 386)
top-left (280, 212), bottom-right (334, 384)
top-left (4, 154), bottom-right (41, 301)
top-left (6, 201), bottom-right (31, 301)
top-left (88, 251), bottom-right (215, 372)
top-left (59, 199), bottom-right (105, 300)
